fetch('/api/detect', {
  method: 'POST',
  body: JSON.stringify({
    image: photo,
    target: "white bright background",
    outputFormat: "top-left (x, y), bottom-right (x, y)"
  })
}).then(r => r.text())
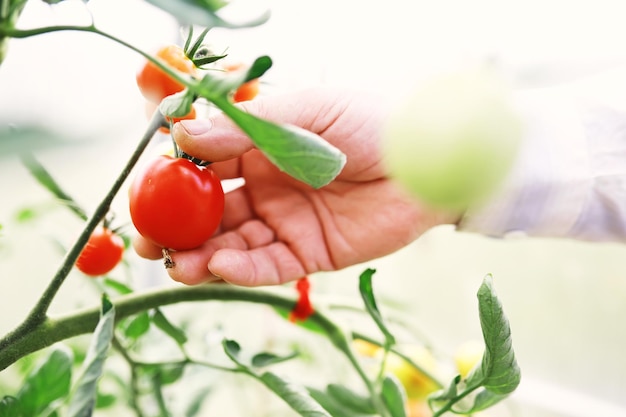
top-left (2, 0), bottom-right (626, 416)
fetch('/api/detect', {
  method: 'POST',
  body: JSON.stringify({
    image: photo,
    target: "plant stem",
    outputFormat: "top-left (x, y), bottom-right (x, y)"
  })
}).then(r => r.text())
top-left (0, 23), bottom-right (194, 94)
top-left (0, 284), bottom-right (373, 400)
top-left (0, 110), bottom-right (164, 355)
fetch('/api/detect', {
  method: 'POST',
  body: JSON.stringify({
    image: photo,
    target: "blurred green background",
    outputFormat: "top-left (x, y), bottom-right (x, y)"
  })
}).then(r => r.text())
top-left (1, 0), bottom-right (626, 416)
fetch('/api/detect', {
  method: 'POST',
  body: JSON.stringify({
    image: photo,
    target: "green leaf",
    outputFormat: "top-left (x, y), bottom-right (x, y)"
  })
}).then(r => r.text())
top-left (465, 274), bottom-right (521, 395)
top-left (251, 351), bottom-right (299, 368)
top-left (21, 153), bottom-right (88, 220)
top-left (359, 268), bottom-right (396, 347)
top-left (151, 308), bottom-right (188, 346)
top-left (430, 275), bottom-right (521, 415)
top-left (307, 388), bottom-right (372, 417)
top-left (16, 345), bottom-right (73, 416)
top-left (159, 89), bottom-right (195, 118)
top-left (67, 296), bottom-right (115, 417)
top-left (0, 396), bottom-right (22, 417)
top-left (259, 372), bottom-right (331, 417)
top-left (145, 0), bottom-right (270, 28)
top-left (122, 312), bottom-right (151, 340)
top-left (427, 374), bottom-right (460, 405)
top-left (222, 339), bottom-right (242, 364)
top-left (0, 124), bottom-right (66, 157)
top-left (154, 363), bottom-right (186, 385)
top-left (95, 392), bottom-right (116, 409)
top-left (217, 98), bottom-right (346, 189)
top-left (381, 374), bottom-right (407, 417)
top-left (102, 277), bottom-right (133, 295)
top-left (326, 383), bottom-right (377, 415)
top-left (198, 55), bottom-right (272, 97)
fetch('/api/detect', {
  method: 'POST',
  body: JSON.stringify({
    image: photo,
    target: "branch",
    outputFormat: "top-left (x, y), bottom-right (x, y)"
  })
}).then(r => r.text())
top-left (0, 110), bottom-right (164, 352)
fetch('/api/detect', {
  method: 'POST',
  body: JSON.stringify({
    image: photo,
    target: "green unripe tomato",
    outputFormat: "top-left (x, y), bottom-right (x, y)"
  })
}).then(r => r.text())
top-left (382, 68), bottom-right (523, 211)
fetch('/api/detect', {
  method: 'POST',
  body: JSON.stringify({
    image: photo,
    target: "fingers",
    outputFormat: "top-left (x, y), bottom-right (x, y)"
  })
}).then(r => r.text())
top-left (207, 244), bottom-right (307, 287)
top-left (135, 219), bottom-right (306, 287)
top-left (171, 88), bottom-right (346, 167)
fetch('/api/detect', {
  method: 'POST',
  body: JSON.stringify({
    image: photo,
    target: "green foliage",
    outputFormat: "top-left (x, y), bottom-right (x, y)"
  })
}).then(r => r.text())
top-left (146, 0), bottom-right (270, 28)
top-left (21, 153), bottom-right (88, 221)
top-left (14, 346), bottom-right (73, 416)
top-left (67, 296), bottom-right (115, 417)
top-left (0, 2), bottom-right (522, 416)
top-left (380, 374), bottom-right (407, 417)
top-left (359, 268), bottom-right (396, 347)
top-left (428, 275), bottom-right (521, 416)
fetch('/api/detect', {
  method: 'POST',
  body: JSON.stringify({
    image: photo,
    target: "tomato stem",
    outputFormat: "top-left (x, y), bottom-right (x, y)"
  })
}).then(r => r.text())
top-left (0, 23), bottom-right (194, 91)
top-left (0, 109), bottom-right (166, 357)
top-left (0, 284), bottom-right (379, 409)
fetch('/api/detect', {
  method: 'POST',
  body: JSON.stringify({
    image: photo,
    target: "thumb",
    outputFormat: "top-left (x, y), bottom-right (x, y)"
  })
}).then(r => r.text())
top-left (172, 110), bottom-right (255, 163)
top-left (172, 88), bottom-right (342, 163)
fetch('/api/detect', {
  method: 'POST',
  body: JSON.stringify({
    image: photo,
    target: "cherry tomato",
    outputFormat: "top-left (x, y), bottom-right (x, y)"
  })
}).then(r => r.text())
top-left (128, 155), bottom-right (225, 251)
top-left (136, 45), bottom-right (197, 103)
top-left (233, 79), bottom-right (260, 102)
top-left (224, 63), bottom-right (260, 102)
top-left (76, 226), bottom-right (125, 277)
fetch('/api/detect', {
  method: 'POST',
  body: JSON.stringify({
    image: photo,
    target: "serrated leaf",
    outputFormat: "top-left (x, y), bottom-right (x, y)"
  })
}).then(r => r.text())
top-left (465, 274), bottom-right (520, 395)
top-left (251, 351), bottom-right (298, 368)
top-left (218, 99), bottom-right (346, 189)
top-left (145, 0), bottom-right (270, 28)
top-left (259, 372), bottom-right (331, 417)
top-left (359, 268), bottom-right (395, 347)
top-left (20, 153), bottom-right (88, 221)
top-left (0, 396), bottom-right (22, 417)
top-left (380, 374), bottom-right (407, 417)
top-left (151, 308), bottom-right (188, 346)
top-left (16, 345), bottom-right (73, 416)
top-left (67, 297), bottom-right (115, 417)
top-left (122, 312), bottom-right (151, 340)
top-left (326, 383), bottom-right (377, 415)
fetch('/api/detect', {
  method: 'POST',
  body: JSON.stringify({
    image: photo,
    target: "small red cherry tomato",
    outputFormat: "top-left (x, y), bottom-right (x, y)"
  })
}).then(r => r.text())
top-left (76, 226), bottom-right (125, 277)
top-left (128, 155), bottom-right (225, 251)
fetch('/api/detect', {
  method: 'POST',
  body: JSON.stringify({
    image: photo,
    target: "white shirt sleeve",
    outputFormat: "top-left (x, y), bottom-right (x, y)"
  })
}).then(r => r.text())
top-left (458, 67), bottom-right (626, 243)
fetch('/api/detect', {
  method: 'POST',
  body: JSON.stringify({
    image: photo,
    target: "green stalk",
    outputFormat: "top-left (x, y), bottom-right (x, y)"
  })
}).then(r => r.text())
top-left (0, 110), bottom-right (164, 353)
top-left (0, 23), bottom-right (194, 91)
top-left (0, 284), bottom-right (374, 403)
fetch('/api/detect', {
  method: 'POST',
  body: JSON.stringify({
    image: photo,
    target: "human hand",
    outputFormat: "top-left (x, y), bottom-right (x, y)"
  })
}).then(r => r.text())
top-left (133, 88), bottom-right (461, 286)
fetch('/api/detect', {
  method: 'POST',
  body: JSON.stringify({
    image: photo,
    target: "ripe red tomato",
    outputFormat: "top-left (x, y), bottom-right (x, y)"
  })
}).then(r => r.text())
top-left (136, 45), bottom-right (197, 103)
top-left (128, 155), bottom-right (225, 251)
top-left (76, 226), bottom-right (125, 277)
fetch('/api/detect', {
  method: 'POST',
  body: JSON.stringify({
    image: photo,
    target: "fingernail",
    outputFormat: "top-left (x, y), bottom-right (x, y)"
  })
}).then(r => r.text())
top-left (179, 118), bottom-right (212, 136)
